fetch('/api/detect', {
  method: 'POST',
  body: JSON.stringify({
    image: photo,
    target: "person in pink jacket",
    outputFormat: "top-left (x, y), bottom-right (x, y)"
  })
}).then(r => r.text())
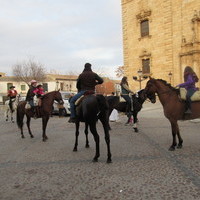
top-left (33, 84), bottom-right (45, 97)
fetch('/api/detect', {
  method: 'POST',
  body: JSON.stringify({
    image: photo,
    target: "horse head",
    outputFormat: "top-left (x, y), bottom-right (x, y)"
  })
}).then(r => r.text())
top-left (144, 78), bottom-right (157, 103)
top-left (134, 89), bottom-right (156, 104)
top-left (54, 91), bottom-right (64, 105)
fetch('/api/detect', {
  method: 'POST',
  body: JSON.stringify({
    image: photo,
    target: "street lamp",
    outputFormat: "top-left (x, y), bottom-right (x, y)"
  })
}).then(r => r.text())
top-left (168, 71), bottom-right (172, 84)
top-left (56, 80), bottom-right (59, 90)
top-left (133, 69), bottom-right (148, 89)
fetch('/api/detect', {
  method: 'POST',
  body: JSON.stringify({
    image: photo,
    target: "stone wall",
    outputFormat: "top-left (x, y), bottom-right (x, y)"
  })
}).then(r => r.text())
top-left (121, 0), bottom-right (200, 90)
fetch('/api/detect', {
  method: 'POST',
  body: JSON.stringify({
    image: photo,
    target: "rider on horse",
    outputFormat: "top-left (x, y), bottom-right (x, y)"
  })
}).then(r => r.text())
top-left (7, 86), bottom-right (18, 112)
top-left (177, 66), bottom-right (199, 114)
top-left (26, 80), bottom-right (37, 115)
top-left (33, 84), bottom-right (45, 107)
top-left (68, 63), bottom-right (104, 123)
top-left (120, 76), bottom-right (134, 121)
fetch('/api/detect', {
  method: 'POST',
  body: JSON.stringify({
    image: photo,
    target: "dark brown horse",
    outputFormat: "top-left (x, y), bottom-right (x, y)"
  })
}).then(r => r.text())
top-left (144, 78), bottom-right (200, 151)
top-left (106, 89), bottom-right (156, 132)
top-left (73, 94), bottom-right (112, 163)
top-left (16, 91), bottom-right (64, 141)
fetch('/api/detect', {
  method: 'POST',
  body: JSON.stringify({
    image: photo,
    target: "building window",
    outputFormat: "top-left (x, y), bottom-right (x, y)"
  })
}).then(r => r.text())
top-left (7, 83), bottom-right (13, 90)
top-left (140, 20), bottom-right (149, 37)
top-left (42, 83), bottom-right (48, 92)
top-left (21, 85), bottom-right (26, 91)
top-left (142, 59), bottom-right (150, 74)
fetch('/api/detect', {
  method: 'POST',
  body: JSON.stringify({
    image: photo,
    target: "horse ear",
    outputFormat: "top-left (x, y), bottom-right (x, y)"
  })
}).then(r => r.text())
top-left (149, 76), bottom-right (152, 80)
top-left (58, 89), bottom-right (60, 92)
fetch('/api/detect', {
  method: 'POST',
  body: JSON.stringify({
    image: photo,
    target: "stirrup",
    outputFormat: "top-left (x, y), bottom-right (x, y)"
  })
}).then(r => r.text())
top-left (185, 109), bottom-right (192, 114)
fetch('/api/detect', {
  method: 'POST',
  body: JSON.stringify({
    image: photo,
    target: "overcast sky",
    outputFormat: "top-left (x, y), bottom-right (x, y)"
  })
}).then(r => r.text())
top-left (0, 0), bottom-right (123, 78)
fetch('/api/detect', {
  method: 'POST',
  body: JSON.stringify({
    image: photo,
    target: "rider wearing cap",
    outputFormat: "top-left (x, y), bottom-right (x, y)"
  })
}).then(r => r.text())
top-left (26, 80), bottom-right (37, 108)
top-left (7, 86), bottom-right (18, 112)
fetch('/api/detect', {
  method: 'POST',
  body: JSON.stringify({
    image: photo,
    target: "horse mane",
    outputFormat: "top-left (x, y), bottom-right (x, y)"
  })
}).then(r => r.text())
top-left (43, 91), bottom-right (57, 99)
top-left (156, 79), bottom-right (179, 94)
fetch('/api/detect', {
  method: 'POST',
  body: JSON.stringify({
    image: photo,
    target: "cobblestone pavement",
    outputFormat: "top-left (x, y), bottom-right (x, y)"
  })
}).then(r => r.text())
top-left (0, 102), bottom-right (200, 200)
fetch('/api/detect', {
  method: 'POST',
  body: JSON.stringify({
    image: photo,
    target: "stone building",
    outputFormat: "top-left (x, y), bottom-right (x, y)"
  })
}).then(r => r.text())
top-left (121, 0), bottom-right (200, 90)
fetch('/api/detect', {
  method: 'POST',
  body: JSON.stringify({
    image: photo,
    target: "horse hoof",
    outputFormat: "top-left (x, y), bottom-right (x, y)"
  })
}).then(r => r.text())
top-left (168, 146), bottom-right (175, 151)
top-left (12, 121), bottom-right (14, 123)
top-left (73, 148), bottom-right (77, 152)
top-left (134, 128), bottom-right (138, 132)
top-left (21, 136), bottom-right (25, 139)
top-left (43, 138), bottom-right (47, 142)
top-left (6, 119), bottom-right (8, 121)
top-left (31, 135), bottom-right (34, 138)
top-left (107, 159), bottom-right (112, 164)
top-left (85, 144), bottom-right (90, 148)
top-left (177, 144), bottom-right (182, 149)
top-left (92, 158), bottom-right (98, 162)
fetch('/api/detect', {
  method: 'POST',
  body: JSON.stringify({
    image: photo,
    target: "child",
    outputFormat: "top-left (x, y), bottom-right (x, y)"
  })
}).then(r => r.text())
top-left (33, 84), bottom-right (45, 106)
top-left (33, 84), bottom-right (45, 97)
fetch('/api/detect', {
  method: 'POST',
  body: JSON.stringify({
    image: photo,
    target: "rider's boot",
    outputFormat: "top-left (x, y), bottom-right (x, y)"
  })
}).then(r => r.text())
top-left (185, 98), bottom-right (192, 114)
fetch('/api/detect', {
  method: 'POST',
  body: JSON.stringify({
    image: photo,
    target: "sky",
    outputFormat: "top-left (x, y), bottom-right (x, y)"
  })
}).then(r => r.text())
top-left (0, 0), bottom-right (123, 78)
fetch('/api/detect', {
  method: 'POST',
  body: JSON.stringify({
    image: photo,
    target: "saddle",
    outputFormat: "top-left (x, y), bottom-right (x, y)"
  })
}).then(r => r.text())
top-left (75, 91), bottom-right (95, 106)
top-left (180, 88), bottom-right (200, 101)
top-left (119, 96), bottom-right (126, 103)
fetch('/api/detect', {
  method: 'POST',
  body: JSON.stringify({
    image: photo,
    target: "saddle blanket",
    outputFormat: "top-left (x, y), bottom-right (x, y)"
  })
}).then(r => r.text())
top-left (119, 96), bottom-right (126, 103)
top-left (180, 88), bottom-right (200, 101)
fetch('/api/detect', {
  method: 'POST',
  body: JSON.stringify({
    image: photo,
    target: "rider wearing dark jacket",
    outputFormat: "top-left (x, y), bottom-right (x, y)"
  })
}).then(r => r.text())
top-left (26, 80), bottom-right (37, 107)
top-left (68, 63), bottom-right (103, 123)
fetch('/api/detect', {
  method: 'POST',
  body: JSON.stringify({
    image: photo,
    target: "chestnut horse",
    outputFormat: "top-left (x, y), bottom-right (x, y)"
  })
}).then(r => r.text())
top-left (16, 91), bottom-right (64, 141)
top-left (144, 78), bottom-right (200, 151)
top-left (73, 94), bottom-right (112, 163)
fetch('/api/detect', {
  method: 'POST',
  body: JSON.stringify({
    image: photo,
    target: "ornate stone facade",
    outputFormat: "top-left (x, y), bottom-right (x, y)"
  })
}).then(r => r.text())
top-left (121, 0), bottom-right (200, 90)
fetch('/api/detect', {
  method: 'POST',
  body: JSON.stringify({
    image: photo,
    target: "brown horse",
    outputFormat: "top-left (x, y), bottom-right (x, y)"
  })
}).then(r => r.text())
top-left (16, 91), bottom-right (64, 141)
top-left (144, 78), bottom-right (200, 151)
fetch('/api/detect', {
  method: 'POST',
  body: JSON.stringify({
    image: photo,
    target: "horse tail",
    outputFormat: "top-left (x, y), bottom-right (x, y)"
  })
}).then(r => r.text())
top-left (17, 102), bottom-right (24, 129)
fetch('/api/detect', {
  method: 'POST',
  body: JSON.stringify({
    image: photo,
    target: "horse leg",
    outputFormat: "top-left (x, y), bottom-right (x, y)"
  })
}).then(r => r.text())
top-left (26, 116), bottom-right (34, 138)
top-left (99, 118), bottom-right (112, 163)
top-left (19, 114), bottom-right (25, 139)
top-left (133, 112), bottom-right (138, 132)
top-left (85, 123), bottom-right (90, 148)
top-left (169, 120), bottom-right (178, 151)
top-left (11, 111), bottom-right (14, 123)
top-left (42, 116), bottom-right (49, 142)
top-left (5, 109), bottom-right (8, 121)
top-left (176, 126), bottom-right (183, 149)
top-left (73, 121), bottom-right (80, 151)
top-left (89, 123), bottom-right (100, 162)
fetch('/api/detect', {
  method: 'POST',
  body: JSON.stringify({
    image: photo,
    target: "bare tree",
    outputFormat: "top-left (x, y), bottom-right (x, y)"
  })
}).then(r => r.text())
top-left (115, 66), bottom-right (125, 78)
top-left (12, 59), bottom-right (46, 85)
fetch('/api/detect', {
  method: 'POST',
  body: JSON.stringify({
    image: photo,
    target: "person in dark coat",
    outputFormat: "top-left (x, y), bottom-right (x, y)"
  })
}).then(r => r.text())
top-left (26, 80), bottom-right (37, 107)
top-left (68, 63), bottom-right (103, 123)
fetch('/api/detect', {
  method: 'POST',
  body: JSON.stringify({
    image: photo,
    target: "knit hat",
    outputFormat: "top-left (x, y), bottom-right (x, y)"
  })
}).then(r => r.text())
top-left (84, 63), bottom-right (92, 70)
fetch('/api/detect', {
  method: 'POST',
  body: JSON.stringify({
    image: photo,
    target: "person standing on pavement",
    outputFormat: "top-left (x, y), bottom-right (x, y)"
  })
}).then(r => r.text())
top-left (177, 66), bottom-right (199, 113)
top-left (68, 63), bottom-right (104, 123)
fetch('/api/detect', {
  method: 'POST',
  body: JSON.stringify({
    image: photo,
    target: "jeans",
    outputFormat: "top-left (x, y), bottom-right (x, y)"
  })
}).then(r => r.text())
top-left (70, 90), bottom-right (86, 118)
top-left (29, 99), bottom-right (34, 107)
top-left (121, 94), bottom-right (132, 113)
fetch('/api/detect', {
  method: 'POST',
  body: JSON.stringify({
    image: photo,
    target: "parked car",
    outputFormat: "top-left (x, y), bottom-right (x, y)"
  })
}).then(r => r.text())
top-left (52, 91), bottom-right (75, 116)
